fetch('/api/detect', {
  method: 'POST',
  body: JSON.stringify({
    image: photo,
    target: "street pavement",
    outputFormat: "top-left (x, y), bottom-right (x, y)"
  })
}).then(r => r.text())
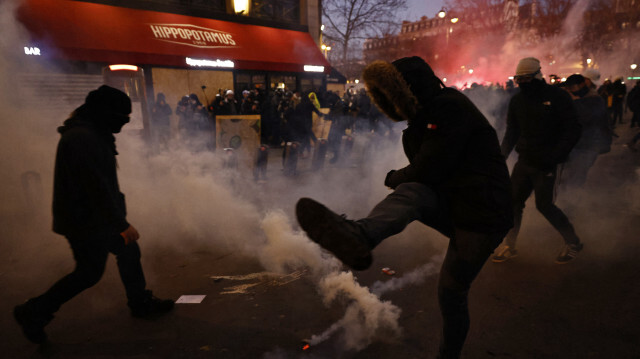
top-left (2, 114), bottom-right (639, 359)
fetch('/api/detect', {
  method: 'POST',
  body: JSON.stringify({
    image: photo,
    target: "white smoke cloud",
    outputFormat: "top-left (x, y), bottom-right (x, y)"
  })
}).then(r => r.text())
top-left (310, 271), bottom-right (402, 350)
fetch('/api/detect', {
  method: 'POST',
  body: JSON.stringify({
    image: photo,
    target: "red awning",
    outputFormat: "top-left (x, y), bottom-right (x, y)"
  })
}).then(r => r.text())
top-left (18, 0), bottom-right (329, 73)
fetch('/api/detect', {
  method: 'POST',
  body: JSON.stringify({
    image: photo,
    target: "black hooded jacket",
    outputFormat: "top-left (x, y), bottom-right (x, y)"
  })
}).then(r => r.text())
top-left (501, 82), bottom-right (581, 168)
top-left (52, 90), bottom-right (130, 237)
top-left (362, 58), bottom-right (513, 235)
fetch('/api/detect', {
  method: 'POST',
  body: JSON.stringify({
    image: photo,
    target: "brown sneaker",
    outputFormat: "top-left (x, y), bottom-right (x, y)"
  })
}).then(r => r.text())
top-left (492, 245), bottom-right (518, 263)
top-left (555, 243), bottom-right (583, 264)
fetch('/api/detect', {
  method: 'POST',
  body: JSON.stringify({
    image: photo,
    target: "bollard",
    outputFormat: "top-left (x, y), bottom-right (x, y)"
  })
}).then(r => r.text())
top-left (254, 144), bottom-right (269, 182)
top-left (312, 138), bottom-right (328, 171)
top-left (283, 141), bottom-right (299, 176)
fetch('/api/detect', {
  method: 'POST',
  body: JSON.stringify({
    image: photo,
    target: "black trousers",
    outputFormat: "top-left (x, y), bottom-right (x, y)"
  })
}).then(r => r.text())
top-left (505, 161), bottom-right (580, 248)
top-left (357, 183), bottom-right (504, 359)
top-left (31, 232), bottom-right (147, 315)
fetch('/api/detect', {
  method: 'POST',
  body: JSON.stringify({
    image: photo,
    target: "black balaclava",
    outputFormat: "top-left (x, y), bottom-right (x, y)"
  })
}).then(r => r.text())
top-left (519, 78), bottom-right (546, 97)
top-left (84, 85), bottom-right (132, 133)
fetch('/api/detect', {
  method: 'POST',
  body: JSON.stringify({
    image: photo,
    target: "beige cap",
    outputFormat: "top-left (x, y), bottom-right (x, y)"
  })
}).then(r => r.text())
top-left (516, 57), bottom-right (543, 79)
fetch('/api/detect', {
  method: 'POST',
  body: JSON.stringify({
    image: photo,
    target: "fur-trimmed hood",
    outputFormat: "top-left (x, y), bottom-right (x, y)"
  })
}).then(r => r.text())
top-left (362, 56), bottom-right (443, 123)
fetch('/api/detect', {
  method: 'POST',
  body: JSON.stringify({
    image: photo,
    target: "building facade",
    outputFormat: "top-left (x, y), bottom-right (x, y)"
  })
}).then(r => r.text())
top-left (363, 0), bottom-right (640, 84)
top-left (17, 0), bottom-right (329, 134)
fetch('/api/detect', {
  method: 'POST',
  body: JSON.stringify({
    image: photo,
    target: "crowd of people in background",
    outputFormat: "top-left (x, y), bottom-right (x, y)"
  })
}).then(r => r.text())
top-left (147, 68), bottom-right (639, 170)
top-left (148, 85), bottom-right (398, 163)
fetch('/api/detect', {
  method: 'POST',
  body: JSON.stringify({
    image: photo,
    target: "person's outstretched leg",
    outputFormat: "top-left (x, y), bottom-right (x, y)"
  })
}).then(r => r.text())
top-left (296, 182), bottom-right (441, 270)
top-left (357, 182), bottom-right (441, 246)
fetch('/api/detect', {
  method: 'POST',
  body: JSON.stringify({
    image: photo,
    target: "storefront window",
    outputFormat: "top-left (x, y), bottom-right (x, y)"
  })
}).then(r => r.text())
top-left (114, 0), bottom-right (227, 12)
top-left (250, 0), bottom-right (300, 23)
top-left (252, 74), bottom-right (266, 89)
top-left (300, 77), bottom-right (323, 92)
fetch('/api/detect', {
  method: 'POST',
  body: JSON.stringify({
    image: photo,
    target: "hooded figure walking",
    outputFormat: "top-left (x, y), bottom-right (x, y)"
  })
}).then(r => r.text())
top-left (296, 57), bottom-right (513, 359)
top-left (14, 85), bottom-right (174, 344)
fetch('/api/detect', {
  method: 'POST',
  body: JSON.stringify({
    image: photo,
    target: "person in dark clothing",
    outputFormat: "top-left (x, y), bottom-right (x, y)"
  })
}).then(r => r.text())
top-left (354, 88), bottom-right (373, 132)
top-left (492, 57), bottom-right (583, 265)
top-left (13, 85), bottom-right (173, 345)
top-left (293, 92), bottom-right (323, 157)
top-left (218, 90), bottom-right (239, 115)
top-left (188, 93), bottom-right (209, 130)
top-left (277, 91), bottom-right (297, 166)
top-left (611, 77), bottom-right (627, 126)
top-left (177, 95), bottom-right (194, 136)
top-left (296, 57), bottom-right (513, 359)
top-left (151, 92), bottom-right (172, 145)
top-left (561, 74), bottom-right (612, 188)
top-left (325, 93), bottom-right (351, 164)
top-left (627, 80), bottom-right (640, 128)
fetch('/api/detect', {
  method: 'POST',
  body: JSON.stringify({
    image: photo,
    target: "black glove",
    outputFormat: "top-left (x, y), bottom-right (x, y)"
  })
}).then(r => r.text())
top-left (384, 170), bottom-right (397, 189)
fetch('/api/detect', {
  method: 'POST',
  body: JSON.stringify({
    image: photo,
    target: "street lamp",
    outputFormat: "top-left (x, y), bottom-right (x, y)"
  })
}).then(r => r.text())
top-left (321, 44), bottom-right (331, 58)
top-left (438, 8), bottom-right (447, 19)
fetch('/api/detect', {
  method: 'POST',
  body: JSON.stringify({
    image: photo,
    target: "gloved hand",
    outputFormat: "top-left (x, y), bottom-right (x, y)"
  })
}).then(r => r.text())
top-left (120, 225), bottom-right (140, 245)
top-left (384, 170), bottom-right (397, 189)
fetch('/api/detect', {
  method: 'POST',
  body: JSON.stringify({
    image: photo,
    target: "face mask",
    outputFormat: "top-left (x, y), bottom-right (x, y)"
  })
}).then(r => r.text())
top-left (519, 79), bottom-right (544, 96)
top-left (571, 86), bottom-right (589, 98)
top-left (108, 113), bottom-right (130, 133)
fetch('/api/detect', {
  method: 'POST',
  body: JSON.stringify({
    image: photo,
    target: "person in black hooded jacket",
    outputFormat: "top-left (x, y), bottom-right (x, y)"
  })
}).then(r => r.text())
top-left (295, 57), bottom-right (513, 359)
top-left (13, 86), bottom-right (173, 345)
top-left (492, 57), bottom-right (583, 265)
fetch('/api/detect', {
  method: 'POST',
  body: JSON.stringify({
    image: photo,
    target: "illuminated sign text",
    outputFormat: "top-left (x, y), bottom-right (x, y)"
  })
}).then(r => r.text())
top-left (150, 24), bottom-right (237, 48)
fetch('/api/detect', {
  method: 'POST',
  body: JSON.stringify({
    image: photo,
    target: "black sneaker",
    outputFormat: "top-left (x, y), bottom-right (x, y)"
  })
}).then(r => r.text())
top-left (13, 300), bottom-right (52, 344)
top-left (296, 197), bottom-right (372, 271)
top-left (130, 293), bottom-right (174, 319)
top-left (555, 243), bottom-right (583, 264)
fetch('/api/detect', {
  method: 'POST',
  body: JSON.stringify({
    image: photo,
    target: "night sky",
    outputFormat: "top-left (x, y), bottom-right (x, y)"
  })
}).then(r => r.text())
top-left (398, 0), bottom-right (445, 22)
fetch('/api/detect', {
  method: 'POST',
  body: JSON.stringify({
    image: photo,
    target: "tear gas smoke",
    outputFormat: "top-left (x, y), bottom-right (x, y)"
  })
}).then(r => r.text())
top-left (441, 0), bottom-right (639, 88)
top-left (307, 259), bottom-right (443, 350)
top-left (310, 271), bottom-right (402, 350)
top-left (370, 258), bottom-right (441, 296)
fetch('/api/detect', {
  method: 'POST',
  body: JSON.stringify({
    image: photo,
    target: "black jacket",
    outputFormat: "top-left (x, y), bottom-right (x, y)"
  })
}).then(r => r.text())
top-left (52, 115), bottom-right (129, 237)
top-left (384, 87), bottom-right (513, 235)
top-left (501, 83), bottom-right (581, 169)
top-left (573, 89), bottom-right (611, 152)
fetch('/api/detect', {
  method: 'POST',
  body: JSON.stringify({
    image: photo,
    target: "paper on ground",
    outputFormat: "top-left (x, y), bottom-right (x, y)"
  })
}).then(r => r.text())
top-left (176, 295), bottom-right (206, 304)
